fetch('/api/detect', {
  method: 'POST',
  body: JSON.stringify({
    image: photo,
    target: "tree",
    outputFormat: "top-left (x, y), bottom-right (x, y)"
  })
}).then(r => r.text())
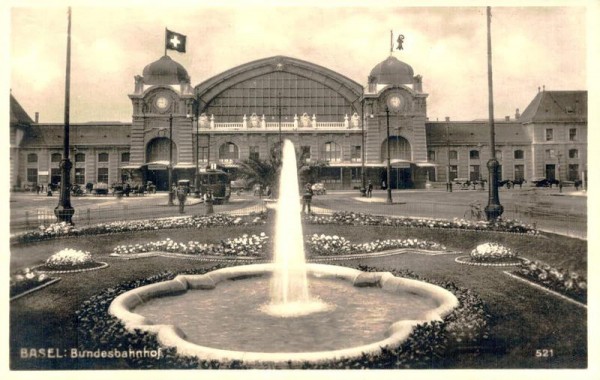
top-left (236, 142), bottom-right (328, 198)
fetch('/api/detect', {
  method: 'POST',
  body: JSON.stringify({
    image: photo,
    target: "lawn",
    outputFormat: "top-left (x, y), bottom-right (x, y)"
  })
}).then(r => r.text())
top-left (9, 220), bottom-right (587, 369)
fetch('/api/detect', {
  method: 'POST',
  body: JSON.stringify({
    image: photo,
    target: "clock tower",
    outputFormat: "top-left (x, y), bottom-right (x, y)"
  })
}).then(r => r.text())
top-left (363, 54), bottom-right (429, 188)
top-left (127, 55), bottom-right (196, 189)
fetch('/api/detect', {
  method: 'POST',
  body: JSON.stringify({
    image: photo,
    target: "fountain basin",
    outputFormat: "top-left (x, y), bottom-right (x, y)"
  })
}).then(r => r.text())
top-left (109, 264), bottom-right (458, 365)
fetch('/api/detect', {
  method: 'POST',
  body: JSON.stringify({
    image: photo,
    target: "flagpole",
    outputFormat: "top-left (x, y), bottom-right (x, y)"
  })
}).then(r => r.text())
top-left (390, 30), bottom-right (393, 54)
top-left (164, 28), bottom-right (167, 56)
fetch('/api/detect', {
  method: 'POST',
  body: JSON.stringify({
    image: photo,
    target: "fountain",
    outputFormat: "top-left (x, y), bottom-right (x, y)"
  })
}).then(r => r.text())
top-left (108, 139), bottom-right (459, 366)
top-left (265, 139), bottom-right (329, 317)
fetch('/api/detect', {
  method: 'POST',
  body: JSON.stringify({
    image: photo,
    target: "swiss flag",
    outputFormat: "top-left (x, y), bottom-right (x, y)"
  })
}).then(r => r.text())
top-left (165, 29), bottom-right (186, 53)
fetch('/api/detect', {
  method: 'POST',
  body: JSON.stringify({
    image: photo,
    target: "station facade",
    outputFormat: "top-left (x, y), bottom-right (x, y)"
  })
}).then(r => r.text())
top-left (10, 54), bottom-right (587, 191)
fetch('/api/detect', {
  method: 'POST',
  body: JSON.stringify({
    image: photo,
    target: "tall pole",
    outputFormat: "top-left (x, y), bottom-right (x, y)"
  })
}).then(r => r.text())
top-left (194, 102), bottom-right (200, 197)
top-left (360, 100), bottom-right (366, 196)
top-left (385, 107), bottom-right (392, 204)
top-left (446, 122), bottom-right (452, 192)
top-left (55, 7), bottom-right (74, 224)
top-left (278, 91), bottom-right (282, 146)
top-left (484, 6), bottom-right (503, 220)
top-left (168, 114), bottom-right (174, 206)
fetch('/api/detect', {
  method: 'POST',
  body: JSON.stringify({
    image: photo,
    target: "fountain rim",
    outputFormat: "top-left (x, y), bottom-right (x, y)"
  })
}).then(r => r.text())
top-left (108, 263), bottom-right (459, 365)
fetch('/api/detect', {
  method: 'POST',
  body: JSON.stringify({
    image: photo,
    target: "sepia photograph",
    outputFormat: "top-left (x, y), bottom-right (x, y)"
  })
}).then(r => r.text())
top-left (4, 0), bottom-right (597, 378)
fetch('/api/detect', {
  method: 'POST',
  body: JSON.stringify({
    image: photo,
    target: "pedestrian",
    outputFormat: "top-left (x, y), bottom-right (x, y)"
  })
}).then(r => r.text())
top-left (381, 180), bottom-right (386, 190)
top-left (36, 185), bottom-right (40, 195)
top-left (367, 181), bottom-right (373, 198)
top-left (204, 190), bottom-right (214, 215)
top-left (449, 181), bottom-right (453, 192)
top-left (177, 185), bottom-right (187, 213)
top-left (302, 183), bottom-right (313, 214)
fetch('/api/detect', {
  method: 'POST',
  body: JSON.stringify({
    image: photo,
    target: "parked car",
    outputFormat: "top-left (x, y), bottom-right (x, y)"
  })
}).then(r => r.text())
top-left (311, 182), bottom-right (326, 195)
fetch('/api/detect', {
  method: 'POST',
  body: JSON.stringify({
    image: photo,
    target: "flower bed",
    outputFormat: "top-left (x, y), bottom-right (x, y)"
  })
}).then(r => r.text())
top-left (10, 268), bottom-right (58, 300)
top-left (305, 212), bottom-right (538, 235)
top-left (74, 264), bottom-right (491, 369)
top-left (35, 248), bottom-right (107, 272)
top-left (12, 213), bottom-right (267, 244)
top-left (112, 233), bottom-right (269, 257)
top-left (455, 242), bottom-right (522, 266)
top-left (306, 234), bottom-right (446, 256)
top-left (513, 259), bottom-right (586, 303)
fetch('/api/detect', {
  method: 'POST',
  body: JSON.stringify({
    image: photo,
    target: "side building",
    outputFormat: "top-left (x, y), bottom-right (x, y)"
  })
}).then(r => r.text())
top-left (9, 55), bottom-right (587, 191)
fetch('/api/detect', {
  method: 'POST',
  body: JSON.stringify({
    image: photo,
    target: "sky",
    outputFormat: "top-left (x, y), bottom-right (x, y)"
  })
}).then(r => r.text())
top-left (6, 1), bottom-right (593, 124)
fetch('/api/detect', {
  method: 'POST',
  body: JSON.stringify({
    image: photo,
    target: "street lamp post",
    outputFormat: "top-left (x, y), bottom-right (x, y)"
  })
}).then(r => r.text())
top-left (483, 6), bottom-right (503, 220)
top-left (168, 113), bottom-right (174, 206)
top-left (557, 152), bottom-right (562, 193)
top-left (385, 106), bottom-right (392, 204)
top-left (360, 100), bottom-right (367, 196)
top-left (55, 7), bottom-right (74, 224)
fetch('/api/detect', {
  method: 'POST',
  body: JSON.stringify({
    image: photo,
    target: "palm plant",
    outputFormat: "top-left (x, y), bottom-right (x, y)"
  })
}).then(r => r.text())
top-left (236, 142), bottom-right (328, 198)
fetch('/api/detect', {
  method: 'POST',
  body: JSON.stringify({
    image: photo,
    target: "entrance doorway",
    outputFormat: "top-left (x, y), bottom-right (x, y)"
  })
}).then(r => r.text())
top-left (381, 168), bottom-right (412, 189)
top-left (545, 164), bottom-right (556, 180)
top-left (145, 168), bottom-right (169, 191)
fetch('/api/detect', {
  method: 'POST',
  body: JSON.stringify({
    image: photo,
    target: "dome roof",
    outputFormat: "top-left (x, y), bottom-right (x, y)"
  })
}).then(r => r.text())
top-left (370, 56), bottom-right (414, 85)
top-left (142, 55), bottom-right (190, 85)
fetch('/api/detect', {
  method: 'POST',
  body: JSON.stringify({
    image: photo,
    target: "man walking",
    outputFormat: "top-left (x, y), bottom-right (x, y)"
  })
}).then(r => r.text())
top-left (367, 181), bottom-right (373, 198)
top-left (302, 183), bottom-right (313, 214)
top-left (177, 185), bottom-right (187, 214)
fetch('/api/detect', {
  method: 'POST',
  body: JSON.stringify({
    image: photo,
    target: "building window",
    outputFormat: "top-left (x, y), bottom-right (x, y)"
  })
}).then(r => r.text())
top-left (219, 142), bottom-right (239, 161)
top-left (514, 150), bottom-right (524, 159)
top-left (51, 153), bottom-right (62, 163)
top-left (27, 153), bottom-right (38, 163)
top-left (75, 168), bottom-right (85, 185)
top-left (545, 128), bottom-right (553, 141)
top-left (50, 168), bottom-right (61, 184)
top-left (75, 153), bottom-right (86, 163)
top-left (449, 150), bottom-right (458, 160)
top-left (121, 152), bottom-right (130, 162)
top-left (495, 150), bottom-right (502, 160)
top-left (27, 168), bottom-right (38, 184)
top-left (249, 146), bottom-right (259, 160)
top-left (569, 149), bottom-right (578, 159)
top-left (322, 142), bottom-right (341, 162)
top-left (97, 167), bottom-right (109, 183)
top-left (300, 146), bottom-right (311, 162)
top-left (545, 149), bottom-right (556, 159)
top-left (449, 165), bottom-right (458, 181)
top-left (469, 165), bottom-right (480, 181)
top-left (427, 150), bottom-right (436, 162)
top-left (469, 150), bottom-right (479, 160)
top-left (351, 167), bottom-right (362, 181)
top-left (514, 164), bottom-right (525, 181)
top-left (568, 164), bottom-right (579, 181)
top-left (198, 147), bottom-right (208, 163)
top-left (98, 153), bottom-right (109, 162)
top-left (569, 128), bottom-right (577, 141)
top-left (319, 167), bottom-right (341, 183)
top-left (351, 145), bottom-right (362, 162)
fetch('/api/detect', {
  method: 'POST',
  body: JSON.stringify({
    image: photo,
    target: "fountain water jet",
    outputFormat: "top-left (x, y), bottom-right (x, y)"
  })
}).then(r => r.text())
top-left (264, 139), bottom-right (330, 317)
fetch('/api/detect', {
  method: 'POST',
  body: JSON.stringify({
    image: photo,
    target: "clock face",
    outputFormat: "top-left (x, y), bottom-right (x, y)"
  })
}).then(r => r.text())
top-left (387, 95), bottom-right (402, 111)
top-left (155, 96), bottom-right (170, 111)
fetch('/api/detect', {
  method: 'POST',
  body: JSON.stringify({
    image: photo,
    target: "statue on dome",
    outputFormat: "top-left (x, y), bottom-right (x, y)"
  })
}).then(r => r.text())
top-left (396, 34), bottom-right (405, 50)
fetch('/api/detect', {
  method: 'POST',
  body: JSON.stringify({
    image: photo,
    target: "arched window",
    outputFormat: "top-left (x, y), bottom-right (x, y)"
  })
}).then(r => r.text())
top-left (219, 142), bottom-right (239, 161)
top-left (75, 153), bottom-right (86, 163)
top-left (27, 153), bottom-right (38, 163)
top-left (146, 137), bottom-right (177, 164)
top-left (380, 136), bottom-right (411, 162)
top-left (51, 153), bottom-right (62, 163)
top-left (321, 142), bottom-right (341, 162)
top-left (514, 150), bottom-right (524, 160)
top-left (98, 153), bottom-right (109, 162)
